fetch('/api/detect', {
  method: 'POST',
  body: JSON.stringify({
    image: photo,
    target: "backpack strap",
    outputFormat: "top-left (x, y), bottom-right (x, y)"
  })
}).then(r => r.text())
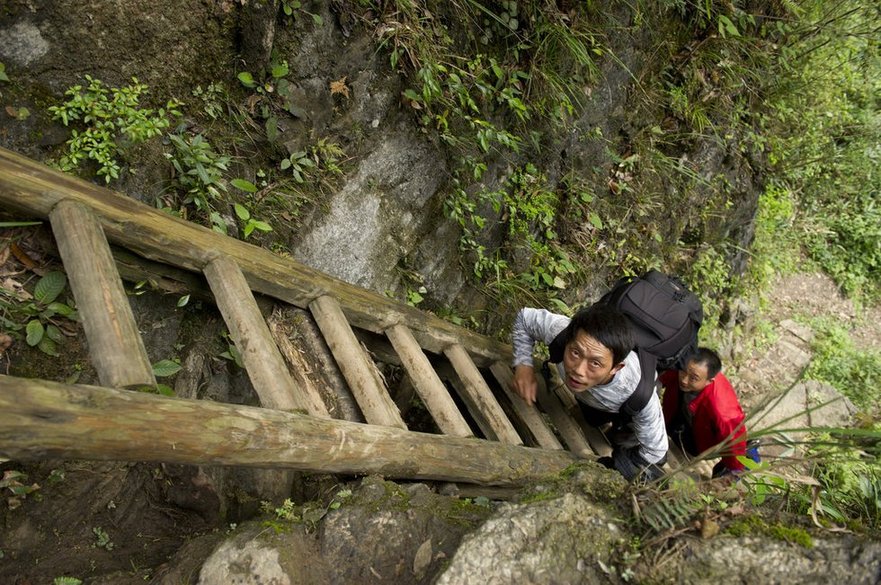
top-left (620, 348), bottom-right (657, 417)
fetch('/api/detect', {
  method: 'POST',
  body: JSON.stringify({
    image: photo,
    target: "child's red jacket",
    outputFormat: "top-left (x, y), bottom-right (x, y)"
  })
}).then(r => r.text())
top-left (660, 370), bottom-right (748, 471)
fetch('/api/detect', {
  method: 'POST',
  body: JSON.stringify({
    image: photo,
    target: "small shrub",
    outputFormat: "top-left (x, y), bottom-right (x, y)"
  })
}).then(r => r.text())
top-left (48, 76), bottom-right (181, 182)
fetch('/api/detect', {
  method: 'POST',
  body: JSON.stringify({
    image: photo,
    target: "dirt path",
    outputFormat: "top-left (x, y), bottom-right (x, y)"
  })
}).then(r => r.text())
top-left (729, 271), bottom-right (881, 413)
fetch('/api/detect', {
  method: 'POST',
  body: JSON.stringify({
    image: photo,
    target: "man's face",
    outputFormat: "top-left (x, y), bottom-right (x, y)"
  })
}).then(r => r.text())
top-left (561, 329), bottom-right (624, 393)
top-left (678, 360), bottom-right (712, 393)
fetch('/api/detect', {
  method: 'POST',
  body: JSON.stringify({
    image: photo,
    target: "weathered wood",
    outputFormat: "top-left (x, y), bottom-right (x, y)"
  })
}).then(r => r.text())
top-left (48, 200), bottom-right (155, 388)
top-left (309, 295), bottom-right (406, 429)
top-left (489, 361), bottom-right (564, 450)
top-left (545, 373), bottom-right (612, 457)
top-left (203, 255), bottom-right (308, 412)
top-left (0, 146), bottom-right (509, 366)
top-left (535, 375), bottom-right (594, 458)
top-left (444, 344), bottom-right (522, 445)
top-left (0, 376), bottom-right (576, 486)
top-left (266, 309), bottom-right (332, 419)
top-left (386, 324), bottom-right (473, 438)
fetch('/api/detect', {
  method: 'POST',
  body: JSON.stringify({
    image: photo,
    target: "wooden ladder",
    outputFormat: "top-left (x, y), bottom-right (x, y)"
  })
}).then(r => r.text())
top-left (0, 146), bottom-right (601, 486)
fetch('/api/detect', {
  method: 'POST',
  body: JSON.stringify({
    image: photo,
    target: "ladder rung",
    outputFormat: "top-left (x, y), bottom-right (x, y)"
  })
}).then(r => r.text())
top-left (544, 374), bottom-right (612, 457)
top-left (386, 324), bottom-right (473, 438)
top-left (534, 375), bottom-right (594, 458)
top-left (309, 295), bottom-right (406, 429)
top-left (489, 362), bottom-right (563, 450)
top-left (444, 343), bottom-right (522, 445)
top-left (49, 200), bottom-right (155, 388)
top-left (203, 255), bottom-right (309, 413)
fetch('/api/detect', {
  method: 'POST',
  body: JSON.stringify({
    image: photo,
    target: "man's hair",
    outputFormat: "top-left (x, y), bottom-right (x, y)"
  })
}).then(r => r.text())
top-left (560, 304), bottom-right (634, 365)
top-left (687, 347), bottom-right (722, 379)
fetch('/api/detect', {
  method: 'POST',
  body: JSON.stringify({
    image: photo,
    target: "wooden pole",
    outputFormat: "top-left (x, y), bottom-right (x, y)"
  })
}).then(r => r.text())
top-left (0, 146), bottom-right (509, 367)
top-left (444, 344), bottom-right (523, 445)
top-left (309, 295), bottom-right (406, 429)
top-left (203, 255), bottom-right (309, 413)
top-left (0, 375), bottom-right (577, 487)
top-left (48, 200), bottom-right (155, 388)
top-left (386, 324), bottom-right (473, 438)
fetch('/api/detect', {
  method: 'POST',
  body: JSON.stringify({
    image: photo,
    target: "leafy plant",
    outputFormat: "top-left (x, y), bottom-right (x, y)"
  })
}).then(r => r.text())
top-left (280, 0), bottom-right (323, 25)
top-left (48, 76), bottom-right (182, 182)
top-left (92, 526), bottom-right (114, 551)
top-left (53, 578), bottom-right (82, 585)
top-left (0, 271), bottom-right (78, 357)
top-left (191, 82), bottom-right (227, 120)
top-left (164, 133), bottom-right (231, 233)
top-left (804, 320), bottom-right (881, 413)
top-left (1, 470), bottom-right (41, 510)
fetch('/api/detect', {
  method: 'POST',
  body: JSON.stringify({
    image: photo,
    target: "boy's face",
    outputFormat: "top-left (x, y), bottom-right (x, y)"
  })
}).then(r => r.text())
top-left (679, 360), bottom-right (712, 393)
top-left (562, 329), bottom-right (624, 393)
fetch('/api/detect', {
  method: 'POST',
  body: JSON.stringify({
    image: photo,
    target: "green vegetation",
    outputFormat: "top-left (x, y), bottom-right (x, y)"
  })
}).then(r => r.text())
top-left (48, 76), bottom-right (182, 182)
top-left (727, 515), bottom-right (814, 548)
top-left (91, 526), bottom-right (114, 551)
top-left (805, 320), bottom-right (881, 413)
top-left (0, 270), bottom-right (78, 357)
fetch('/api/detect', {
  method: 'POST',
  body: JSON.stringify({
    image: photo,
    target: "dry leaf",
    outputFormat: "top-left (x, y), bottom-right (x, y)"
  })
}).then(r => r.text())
top-left (0, 333), bottom-right (13, 354)
top-left (10, 242), bottom-right (37, 270)
top-left (413, 538), bottom-right (432, 576)
top-left (330, 76), bottom-right (350, 99)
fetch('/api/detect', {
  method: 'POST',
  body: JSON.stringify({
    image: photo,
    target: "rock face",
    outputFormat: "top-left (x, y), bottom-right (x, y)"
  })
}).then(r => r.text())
top-left (194, 477), bottom-right (491, 585)
top-left (647, 535), bottom-right (881, 585)
top-left (435, 493), bottom-right (624, 585)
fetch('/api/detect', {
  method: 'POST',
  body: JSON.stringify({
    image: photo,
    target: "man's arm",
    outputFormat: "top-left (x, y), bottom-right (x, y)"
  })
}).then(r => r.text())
top-left (510, 308), bottom-right (569, 406)
top-left (630, 393), bottom-right (670, 465)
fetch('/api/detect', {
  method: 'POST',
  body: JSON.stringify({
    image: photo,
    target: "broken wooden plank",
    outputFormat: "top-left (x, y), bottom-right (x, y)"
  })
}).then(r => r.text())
top-left (489, 361), bottom-right (563, 450)
top-left (544, 372), bottom-right (613, 458)
top-left (48, 200), bottom-right (155, 388)
top-left (266, 308), bottom-right (332, 419)
top-left (0, 375), bottom-right (577, 487)
top-left (203, 255), bottom-right (309, 413)
top-left (443, 343), bottom-right (522, 445)
top-left (534, 374), bottom-right (594, 459)
top-left (386, 323), bottom-right (473, 438)
top-left (0, 146), bottom-right (509, 367)
top-left (309, 294), bottom-right (406, 429)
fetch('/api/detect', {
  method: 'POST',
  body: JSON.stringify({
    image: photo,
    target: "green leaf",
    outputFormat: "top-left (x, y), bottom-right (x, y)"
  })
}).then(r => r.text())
top-left (311, 13), bottom-right (323, 26)
top-left (155, 383), bottom-right (175, 396)
top-left (252, 220), bottom-right (272, 233)
top-left (0, 62), bottom-right (8, 83)
top-left (403, 89), bottom-right (421, 102)
top-left (47, 302), bottom-right (76, 318)
top-left (237, 71), bottom-right (256, 88)
top-left (231, 178), bottom-right (257, 193)
top-left (271, 62), bottom-right (289, 79)
top-left (34, 271), bottom-right (67, 304)
top-left (280, 158), bottom-right (291, 170)
top-left (588, 212), bottom-right (604, 230)
top-left (25, 320), bottom-right (44, 346)
top-left (45, 324), bottom-right (63, 343)
top-left (152, 359), bottom-right (182, 378)
top-left (38, 335), bottom-right (60, 356)
top-left (265, 115), bottom-right (278, 142)
top-left (234, 203), bottom-right (250, 220)
top-left (717, 15), bottom-right (740, 38)
top-left (0, 221), bottom-right (41, 227)
top-left (176, 294), bottom-right (190, 308)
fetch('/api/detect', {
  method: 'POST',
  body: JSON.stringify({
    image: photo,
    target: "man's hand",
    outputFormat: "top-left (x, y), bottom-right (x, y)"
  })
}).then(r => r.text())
top-left (511, 364), bottom-right (538, 406)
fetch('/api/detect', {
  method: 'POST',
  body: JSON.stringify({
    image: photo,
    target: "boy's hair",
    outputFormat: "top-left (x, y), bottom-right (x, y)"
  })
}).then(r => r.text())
top-left (560, 304), bottom-right (634, 365)
top-left (687, 347), bottom-right (722, 379)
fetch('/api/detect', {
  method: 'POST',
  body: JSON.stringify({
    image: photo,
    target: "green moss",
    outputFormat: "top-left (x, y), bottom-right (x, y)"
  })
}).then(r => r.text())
top-left (726, 515), bottom-right (813, 548)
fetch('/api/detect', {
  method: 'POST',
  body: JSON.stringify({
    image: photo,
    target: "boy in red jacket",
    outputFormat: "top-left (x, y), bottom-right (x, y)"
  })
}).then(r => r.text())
top-left (660, 347), bottom-right (758, 477)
